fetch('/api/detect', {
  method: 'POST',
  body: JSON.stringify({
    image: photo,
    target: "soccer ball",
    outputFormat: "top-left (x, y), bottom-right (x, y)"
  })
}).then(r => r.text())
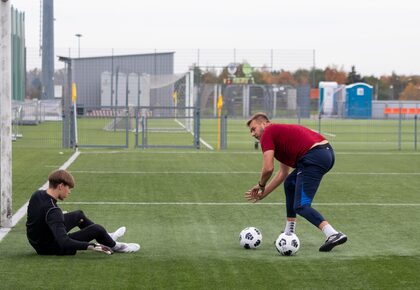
top-left (275, 232), bottom-right (300, 256)
top-left (239, 227), bottom-right (262, 249)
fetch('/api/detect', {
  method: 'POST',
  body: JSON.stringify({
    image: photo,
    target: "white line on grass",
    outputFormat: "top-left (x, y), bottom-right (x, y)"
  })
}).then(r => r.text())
top-left (310, 128), bottom-right (336, 137)
top-left (62, 201), bottom-right (420, 207)
top-left (0, 150), bottom-right (81, 242)
top-left (174, 119), bottom-right (214, 150)
top-left (77, 150), bottom-right (420, 156)
top-left (68, 170), bottom-right (420, 175)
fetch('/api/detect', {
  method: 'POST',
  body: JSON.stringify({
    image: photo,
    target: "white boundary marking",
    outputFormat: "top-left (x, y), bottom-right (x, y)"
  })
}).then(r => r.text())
top-left (0, 150), bottom-right (81, 242)
top-left (323, 132), bottom-right (336, 137)
top-left (68, 170), bottom-right (420, 176)
top-left (62, 201), bottom-right (420, 207)
top-left (310, 128), bottom-right (336, 137)
top-left (174, 119), bottom-right (214, 150)
top-left (77, 150), bottom-right (420, 156)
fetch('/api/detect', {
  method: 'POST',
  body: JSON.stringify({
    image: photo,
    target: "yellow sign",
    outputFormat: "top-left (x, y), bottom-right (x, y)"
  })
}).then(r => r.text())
top-left (71, 83), bottom-right (77, 103)
top-left (233, 77), bottom-right (254, 84)
top-left (172, 91), bottom-right (177, 104)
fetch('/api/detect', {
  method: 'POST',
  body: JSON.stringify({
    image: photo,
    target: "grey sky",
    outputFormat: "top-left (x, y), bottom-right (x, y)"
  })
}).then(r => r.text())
top-left (10, 0), bottom-right (420, 76)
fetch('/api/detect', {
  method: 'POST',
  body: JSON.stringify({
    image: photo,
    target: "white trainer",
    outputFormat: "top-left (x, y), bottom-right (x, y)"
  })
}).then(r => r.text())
top-left (112, 242), bottom-right (140, 253)
top-left (108, 226), bottom-right (126, 241)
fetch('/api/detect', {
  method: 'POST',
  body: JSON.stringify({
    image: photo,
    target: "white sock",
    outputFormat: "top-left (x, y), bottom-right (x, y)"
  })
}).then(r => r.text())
top-left (322, 224), bottom-right (338, 238)
top-left (284, 220), bottom-right (296, 234)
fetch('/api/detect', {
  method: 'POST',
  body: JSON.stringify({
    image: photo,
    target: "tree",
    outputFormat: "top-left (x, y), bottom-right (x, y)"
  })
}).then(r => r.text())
top-left (379, 75), bottom-right (393, 100)
top-left (254, 69), bottom-right (273, 84)
top-left (218, 66), bottom-right (230, 84)
top-left (273, 71), bottom-right (296, 86)
top-left (293, 69), bottom-right (311, 85)
top-left (347, 66), bottom-right (363, 84)
top-left (201, 70), bottom-right (218, 84)
top-left (390, 72), bottom-right (403, 100)
top-left (400, 82), bottom-right (420, 100)
top-left (26, 68), bottom-right (42, 99)
top-left (192, 66), bottom-right (203, 84)
top-left (363, 75), bottom-right (379, 99)
top-left (311, 68), bottom-right (325, 88)
top-left (324, 66), bottom-right (347, 84)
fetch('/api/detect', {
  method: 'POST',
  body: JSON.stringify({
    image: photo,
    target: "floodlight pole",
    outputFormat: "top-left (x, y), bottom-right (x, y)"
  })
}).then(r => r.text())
top-left (75, 33), bottom-right (82, 58)
top-left (1, 0), bottom-right (13, 228)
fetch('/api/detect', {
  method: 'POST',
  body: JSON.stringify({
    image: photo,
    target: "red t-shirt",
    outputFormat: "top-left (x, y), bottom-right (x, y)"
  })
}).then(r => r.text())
top-left (260, 124), bottom-right (326, 168)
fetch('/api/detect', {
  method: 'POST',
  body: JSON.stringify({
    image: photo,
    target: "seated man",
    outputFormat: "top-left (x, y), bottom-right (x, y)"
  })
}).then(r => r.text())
top-left (26, 169), bottom-right (140, 255)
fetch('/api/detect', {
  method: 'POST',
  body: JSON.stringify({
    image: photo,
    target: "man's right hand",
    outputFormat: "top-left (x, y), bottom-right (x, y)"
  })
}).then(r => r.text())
top-left (245, 185), bottom-right (264, 203)
top-left (88, 243), bottom-right (113, 255)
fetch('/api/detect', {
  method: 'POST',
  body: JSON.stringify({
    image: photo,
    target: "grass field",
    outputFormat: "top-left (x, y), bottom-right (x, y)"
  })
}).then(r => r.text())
top-left (1, 118), bottom-right (420, 289)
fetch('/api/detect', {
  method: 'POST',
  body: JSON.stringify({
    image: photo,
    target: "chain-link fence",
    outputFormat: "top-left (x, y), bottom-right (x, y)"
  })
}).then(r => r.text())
top-left (11, 97), bottom-right (419, 151)
top-left (11, 48), bottom-right (420, 150)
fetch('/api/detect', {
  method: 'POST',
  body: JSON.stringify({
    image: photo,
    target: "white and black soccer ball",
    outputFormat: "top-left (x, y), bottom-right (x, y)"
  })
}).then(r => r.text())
top-left (275, 232), bottom-right (300, 256)
top-left (239, 227), bottom-right (262, 249)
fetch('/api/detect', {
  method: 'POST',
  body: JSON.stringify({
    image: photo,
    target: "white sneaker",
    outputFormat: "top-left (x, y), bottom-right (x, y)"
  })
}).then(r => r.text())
top-left (108, 226), bottom-right (126, 241)
top-left (112, 242), bottom-right (140, 253)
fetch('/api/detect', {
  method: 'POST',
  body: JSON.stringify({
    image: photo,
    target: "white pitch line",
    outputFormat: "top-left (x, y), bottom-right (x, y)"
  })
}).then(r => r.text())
top-left (198, 138), bottom-right (214, 150)
top-left (330, 172), bottom-right (420, 175)
top-left (310, 128), bottom-right (336, 137)
top-left (62, 201), bottom-right (420, 207)
top-left (336, 152), bottom-right (420, 155)
top-left (174, 119), bottom-right (214, 150)
top-left (68, 170), bottom-right (420, 176)
top-left (70, 170), bottom-right (261, 174)
top-left (0, 150), bottom-right (81, 242)
top-left (75, 150), bottom-right (420, 156)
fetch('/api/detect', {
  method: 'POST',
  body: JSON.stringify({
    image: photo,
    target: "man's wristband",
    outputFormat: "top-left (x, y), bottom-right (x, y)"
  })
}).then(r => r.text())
top-left (258, 181), bottom-right (265, 188)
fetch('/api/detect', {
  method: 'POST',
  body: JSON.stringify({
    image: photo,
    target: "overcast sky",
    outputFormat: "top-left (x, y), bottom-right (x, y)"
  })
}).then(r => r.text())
top-left (10, 0), bottom-right (420, 76)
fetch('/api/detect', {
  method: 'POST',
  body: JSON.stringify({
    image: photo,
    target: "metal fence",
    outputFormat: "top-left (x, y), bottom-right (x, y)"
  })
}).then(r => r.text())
top-left (13, 95), bottom-right (420, 150)
top-left (10, 96), bottom-right (420, 151)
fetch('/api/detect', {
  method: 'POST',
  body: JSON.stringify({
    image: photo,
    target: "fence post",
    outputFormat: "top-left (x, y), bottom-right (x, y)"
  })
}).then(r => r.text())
top-left (125, 78), bottom-right (129, 148)
top-left (398, 103), bottom-right (402, 151)
top-left (415, 114), bottom-right (418, 151)
top-left (125, 109), bottom-right (129, 149)
top-left (194, 108), bottom-right (200, 149)
top-left (297, 106), bottom-right (301, 125)
top-left (318, 112), bottom-right (322, 133)
top-left (134, 108), bottom-right (139, 148)
top-left (223, 115), bottom-right (228, 149)
top-left (141, 116), bottom-right (146, 149)
top-left (220, 114), bottom-right (228, 150)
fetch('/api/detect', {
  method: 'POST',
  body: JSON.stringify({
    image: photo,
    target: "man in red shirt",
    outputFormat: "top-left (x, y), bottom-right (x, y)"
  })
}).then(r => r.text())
top-left (245, 112), bottom-right (347, 252)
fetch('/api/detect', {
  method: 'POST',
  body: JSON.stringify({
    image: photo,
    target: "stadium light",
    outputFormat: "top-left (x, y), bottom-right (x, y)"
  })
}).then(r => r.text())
top-left (75, 33), bottom-right (82, 58)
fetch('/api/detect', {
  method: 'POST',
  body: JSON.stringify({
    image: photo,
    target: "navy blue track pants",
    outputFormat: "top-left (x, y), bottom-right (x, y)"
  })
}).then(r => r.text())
top-left (283, 143), bottom-right (335, 227)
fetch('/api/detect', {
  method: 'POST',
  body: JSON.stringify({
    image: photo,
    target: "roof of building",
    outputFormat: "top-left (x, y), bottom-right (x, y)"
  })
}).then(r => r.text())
top-left (58, 51), bottom-right (175, 62)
